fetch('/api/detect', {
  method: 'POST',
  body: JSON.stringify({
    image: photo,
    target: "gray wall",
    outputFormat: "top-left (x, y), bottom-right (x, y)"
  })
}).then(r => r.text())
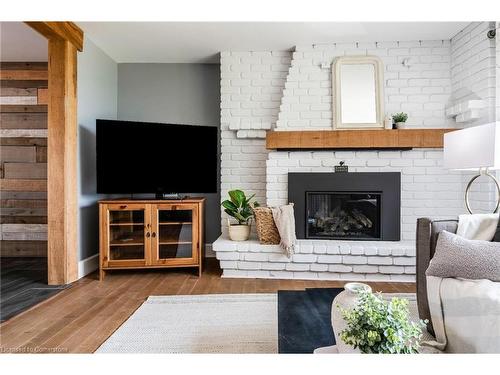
top-left (117, 63), bottom-right (221, 242)
top-left (77, 37), bottom-right (118, 261)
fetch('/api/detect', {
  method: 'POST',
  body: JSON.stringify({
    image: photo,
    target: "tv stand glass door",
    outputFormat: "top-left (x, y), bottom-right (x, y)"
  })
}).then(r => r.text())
top-left (151, 203), bottom-right (199, 266)
top-left (103, 203), bottom-right (150, 267)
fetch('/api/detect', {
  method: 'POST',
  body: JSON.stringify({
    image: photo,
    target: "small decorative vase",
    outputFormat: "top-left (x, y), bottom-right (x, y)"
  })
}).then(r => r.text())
top-left (227, 219), bottom-right (251, 241)
top-left (331, 282), bottom-right (372, 353)
top-left (384, 116), bottom-right (393, 130)
top-left (396, 122), bottom-right (407, 129)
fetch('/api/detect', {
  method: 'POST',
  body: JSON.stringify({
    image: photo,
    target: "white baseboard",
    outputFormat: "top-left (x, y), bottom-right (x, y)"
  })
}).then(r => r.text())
top-left (205, 243), bottom-right (215, 258)
top-left (78, 254), bottom-right (99, 279)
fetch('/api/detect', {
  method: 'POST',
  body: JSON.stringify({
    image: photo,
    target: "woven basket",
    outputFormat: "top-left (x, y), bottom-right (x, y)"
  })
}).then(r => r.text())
top-left (253, 207), bottom-right (280, 245)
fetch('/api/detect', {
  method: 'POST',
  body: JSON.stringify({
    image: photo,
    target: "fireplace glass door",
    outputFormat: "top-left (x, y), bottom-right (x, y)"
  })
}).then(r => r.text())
top-left (306, 192), bottom-right (381, 240)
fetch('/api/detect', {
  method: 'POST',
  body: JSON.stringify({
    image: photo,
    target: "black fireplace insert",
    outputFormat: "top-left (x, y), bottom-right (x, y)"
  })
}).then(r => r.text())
top-left (289, 172), bottom-right (400, 241)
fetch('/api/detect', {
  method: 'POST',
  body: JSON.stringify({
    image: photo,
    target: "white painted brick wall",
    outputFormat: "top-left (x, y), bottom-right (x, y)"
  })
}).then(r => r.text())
top-left (220, 51), bottom-right (291, 233)
top-left (276, 40), bottom-right (455, 130)
top-left (221, 51), bottom-right (292, 139)
top-left (451, 22), bottom-right (496, 213)
top-left (497, 22), bottom-right (500, 121)
top-left (496, 23), bottom-right (500, 212)
top-left (450, 22), bottom-right (496, 126)
top-left (218, 26), bottom-right (498, 281)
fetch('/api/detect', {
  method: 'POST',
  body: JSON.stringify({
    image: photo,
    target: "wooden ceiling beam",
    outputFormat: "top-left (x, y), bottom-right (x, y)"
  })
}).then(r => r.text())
top-left (25, 22), bottom-right (84, 51)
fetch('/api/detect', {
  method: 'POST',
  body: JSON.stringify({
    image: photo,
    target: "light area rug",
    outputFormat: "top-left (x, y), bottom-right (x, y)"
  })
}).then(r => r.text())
top-left (96, 294), bottom-right (278, 353)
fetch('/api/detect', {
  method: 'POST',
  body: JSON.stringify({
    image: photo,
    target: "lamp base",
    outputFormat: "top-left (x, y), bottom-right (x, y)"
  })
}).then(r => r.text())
top-left (465, 168), bottom-right (500, 214)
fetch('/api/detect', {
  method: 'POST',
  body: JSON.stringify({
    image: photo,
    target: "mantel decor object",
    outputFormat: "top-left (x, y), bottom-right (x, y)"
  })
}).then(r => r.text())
top-left (334, 161), bottom-right (349, 173)
top-left (392, 112), bottom-right (408, 129)
top-left (384, 115), bottom-right (393, 130)
top-left (332, 56), bottom-right (385, 130)
top-left (444, 122), bottom-right (500, 214)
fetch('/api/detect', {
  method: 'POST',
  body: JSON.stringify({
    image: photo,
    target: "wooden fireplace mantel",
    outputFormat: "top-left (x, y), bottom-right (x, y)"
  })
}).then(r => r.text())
top-left (266, 129), bottom-right (455, 150)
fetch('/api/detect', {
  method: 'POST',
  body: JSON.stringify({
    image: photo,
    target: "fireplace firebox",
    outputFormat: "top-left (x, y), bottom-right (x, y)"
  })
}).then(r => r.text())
top-left (289, 172), bottom-right (400, 241)
top-left (306, 192), bottom-right (381, 240)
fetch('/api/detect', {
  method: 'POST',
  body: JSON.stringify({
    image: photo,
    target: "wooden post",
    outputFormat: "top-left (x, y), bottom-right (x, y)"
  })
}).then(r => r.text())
top-left (25, 22), bottom-right (83, 285)
top-left (46, 39), bottom-right (78, 284)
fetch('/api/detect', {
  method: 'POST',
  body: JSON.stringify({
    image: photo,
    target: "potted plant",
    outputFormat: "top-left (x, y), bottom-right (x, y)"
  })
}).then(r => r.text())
top-left (392, 112), bottom-right (408, 129)
top-left (338, 289), bottom-right (427, 354)
top-left (221, 189), bottom-right (259, 241)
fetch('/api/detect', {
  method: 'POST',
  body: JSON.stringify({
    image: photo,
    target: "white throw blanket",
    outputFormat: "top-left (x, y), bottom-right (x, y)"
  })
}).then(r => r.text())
top-left (424, 276), bottom-right (500, 353)
top-left (457, 213), bottom-right (499, 241)
top-left (271, 204), bottom-right (296, 258)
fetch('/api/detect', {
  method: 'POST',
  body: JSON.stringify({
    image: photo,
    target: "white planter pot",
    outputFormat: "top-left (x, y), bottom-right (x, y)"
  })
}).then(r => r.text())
top-left (331, 282), bottom-right (372, 353)
top-left (228, 223), bottom-right (251, 241)
top-left (396, 122), bottom-right (407, 129)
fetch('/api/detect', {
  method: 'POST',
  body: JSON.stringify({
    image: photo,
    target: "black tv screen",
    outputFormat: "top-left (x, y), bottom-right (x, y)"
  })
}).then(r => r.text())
top-left (96, 119), bottom-right (218, 194)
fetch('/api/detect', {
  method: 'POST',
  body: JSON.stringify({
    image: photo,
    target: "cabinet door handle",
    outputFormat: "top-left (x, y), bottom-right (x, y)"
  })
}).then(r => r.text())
top-left (120, 205), bottom-right (127, 209)
top-left (146, 232), bottom-right (150, 238)
top-left (152, 232), bottom-right (156, 238)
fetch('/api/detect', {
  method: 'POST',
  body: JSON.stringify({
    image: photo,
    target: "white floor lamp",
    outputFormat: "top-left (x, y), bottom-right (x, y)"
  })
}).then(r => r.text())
top-left (444, 122), bottom-right (500, 214)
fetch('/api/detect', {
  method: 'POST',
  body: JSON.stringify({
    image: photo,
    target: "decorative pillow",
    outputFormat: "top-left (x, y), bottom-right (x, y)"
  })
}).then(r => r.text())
top-left (426, 230), bottom-right (500, 282)
top-left (456, 213), bottom-right (499, 241)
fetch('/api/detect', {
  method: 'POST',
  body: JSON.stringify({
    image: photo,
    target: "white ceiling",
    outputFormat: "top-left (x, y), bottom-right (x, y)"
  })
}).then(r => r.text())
top-left (78, 22), bottom-right (469, 63)
top-left (0, 22), bottom-right (48, 61)
top-left (0, 22), bottom-right (469, 64)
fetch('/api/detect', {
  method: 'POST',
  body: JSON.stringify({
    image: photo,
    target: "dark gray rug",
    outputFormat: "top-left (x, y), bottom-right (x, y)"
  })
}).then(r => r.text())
top-left (278, 288), bottom-right (342, 353)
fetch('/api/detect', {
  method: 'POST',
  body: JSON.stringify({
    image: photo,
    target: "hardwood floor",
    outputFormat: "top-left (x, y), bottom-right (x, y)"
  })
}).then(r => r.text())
top-left (0, 259), bottom-right (415, 353)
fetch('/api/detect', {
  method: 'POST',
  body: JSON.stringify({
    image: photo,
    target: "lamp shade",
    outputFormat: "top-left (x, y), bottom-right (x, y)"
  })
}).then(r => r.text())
top-left (444, 122), bottom-right (500, 170)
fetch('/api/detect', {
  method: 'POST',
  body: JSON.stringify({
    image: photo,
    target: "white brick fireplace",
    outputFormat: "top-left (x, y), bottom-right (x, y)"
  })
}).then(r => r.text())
top-left (214, 147), bottom-right (465, 282)
top-left (265, 149), bottom-right (463, 242)
top-left (214, 23), bottom-right (497, 282)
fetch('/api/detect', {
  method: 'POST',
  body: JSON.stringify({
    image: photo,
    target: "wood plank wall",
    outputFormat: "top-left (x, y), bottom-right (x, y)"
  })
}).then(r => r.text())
top-left (0, 62), bottom-right (48, 257)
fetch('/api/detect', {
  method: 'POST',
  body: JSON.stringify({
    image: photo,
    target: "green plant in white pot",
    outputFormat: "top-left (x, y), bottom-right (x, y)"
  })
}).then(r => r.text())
top-left (392, 112), bottom-right (408, 129)
top-left (222, 189), bottom-right (259, 241)
top-left (338, 289), bottom-right (427, 354)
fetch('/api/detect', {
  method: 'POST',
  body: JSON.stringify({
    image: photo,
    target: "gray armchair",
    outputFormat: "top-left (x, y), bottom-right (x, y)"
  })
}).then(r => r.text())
top-left (416, 216), bottom-right (500, 335)
top-left (415, 218), bottom-right (458, 336)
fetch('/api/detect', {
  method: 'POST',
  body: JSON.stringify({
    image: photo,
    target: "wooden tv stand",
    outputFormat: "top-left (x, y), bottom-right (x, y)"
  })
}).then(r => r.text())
top-left (98, 198), bottom-right (205, 280)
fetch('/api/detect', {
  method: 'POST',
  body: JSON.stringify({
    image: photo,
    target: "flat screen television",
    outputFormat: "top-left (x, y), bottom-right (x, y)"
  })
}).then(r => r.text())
top-left (96, 119), bottom-right (218, 194)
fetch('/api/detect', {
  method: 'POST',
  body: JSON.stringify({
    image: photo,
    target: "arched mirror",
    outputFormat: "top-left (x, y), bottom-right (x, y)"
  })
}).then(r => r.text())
top-left (332, 56), bottom-right (385, 129)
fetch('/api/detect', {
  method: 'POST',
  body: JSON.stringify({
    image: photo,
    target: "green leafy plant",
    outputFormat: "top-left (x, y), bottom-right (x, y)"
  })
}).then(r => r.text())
top-left (221, 189), bottom-right (259, 225)
top-left (338, 290), bottom-right (427, 354)
top-left (392, 112), bottom-right (408, 123)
